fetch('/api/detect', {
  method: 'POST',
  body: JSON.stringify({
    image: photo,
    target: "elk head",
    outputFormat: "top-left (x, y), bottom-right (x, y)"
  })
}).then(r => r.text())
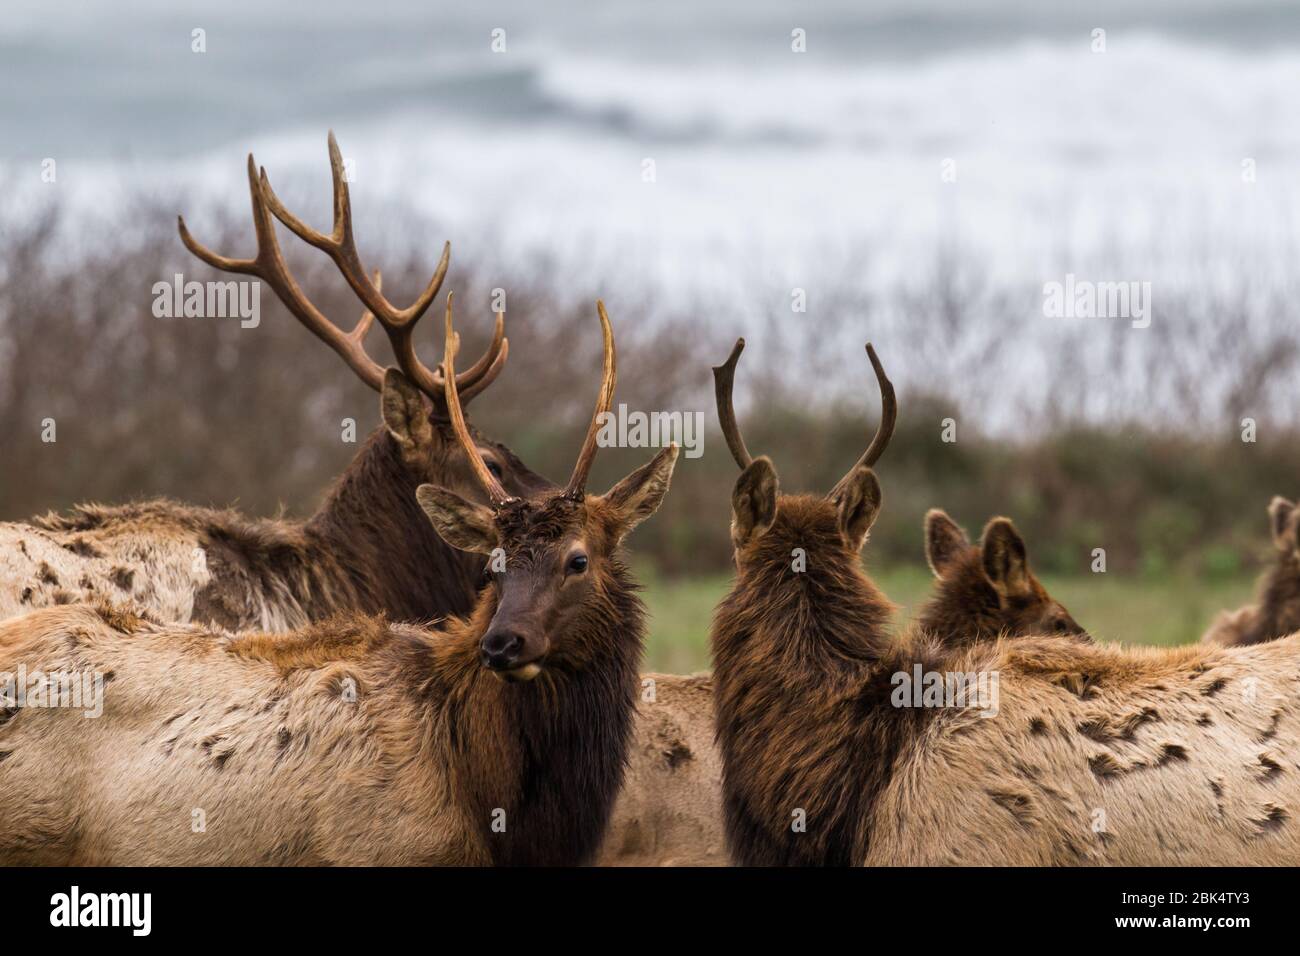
top-left (713, 338), bottom-right (896, 568)
top-left (417, 298), bottom-right (677, 681)
top-left (921, 509), bottom-right (1086, 644)
top-left (178, 131), bottom-right (550, 505)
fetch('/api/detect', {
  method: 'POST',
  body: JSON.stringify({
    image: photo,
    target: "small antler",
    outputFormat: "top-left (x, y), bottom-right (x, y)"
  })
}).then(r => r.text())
top-left (828, 343), bottom-right (897, 499)
top-left (563, 301), bottom-right (617, 500)
top-left (178, 131), bottom-right (505, 407)
top-left (441, 294), bottom-right (515, 507)
top-left (712, 338), bottom-right (754, 470)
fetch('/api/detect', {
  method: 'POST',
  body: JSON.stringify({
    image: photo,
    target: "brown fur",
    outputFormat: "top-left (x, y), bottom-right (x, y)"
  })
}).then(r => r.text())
top-left (714, 472), bottom-right (1300, 866)
top-left (0, 474), bottom-right (672, 865)
top-left (1204, 496), bottom-right (1300, 647)
top-left (596, 512), bottom-right (1084, 867)
top-left (0, 386), bottom-right (549, 630)
top-left (916, 509), bottom-right (1087, 648)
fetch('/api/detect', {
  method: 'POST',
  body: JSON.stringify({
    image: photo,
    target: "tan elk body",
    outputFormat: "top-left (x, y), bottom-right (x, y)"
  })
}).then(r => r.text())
top-left (0, 297), bottom-right (678, 866)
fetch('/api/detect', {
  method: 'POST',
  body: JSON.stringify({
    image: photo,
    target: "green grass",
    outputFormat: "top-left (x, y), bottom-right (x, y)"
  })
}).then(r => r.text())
top-left (638, 563), bottom-right (1260, 674)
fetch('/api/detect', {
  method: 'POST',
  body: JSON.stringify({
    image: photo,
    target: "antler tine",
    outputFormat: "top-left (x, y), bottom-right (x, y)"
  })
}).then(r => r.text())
top-left (829, 342), bottom-right (897, 498)
top-left (711, 338), bottom-right (754, 470)
top-left (454, 335), bottom-right (510, 404)
top-left (564, 301), bottom-right (617, 500)
top-left (434, 308), bottom-right (506, 391)
top-left (178, 154), bottom-right (386, 390)
top-left (442, 293), bottom-right (514, 506)
top-left (257, 131), bottom-right (449, 397)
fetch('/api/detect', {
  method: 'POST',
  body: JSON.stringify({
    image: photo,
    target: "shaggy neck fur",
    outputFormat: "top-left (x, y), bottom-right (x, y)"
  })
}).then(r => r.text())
top-left (1249, 552), bottom-right (1300, 645)
top-left (299, 429), bottom-right (482, 622)
top-left (427, 558), bottom-right (644, 866)
top-left (712, 496), bottom-right (938, 865)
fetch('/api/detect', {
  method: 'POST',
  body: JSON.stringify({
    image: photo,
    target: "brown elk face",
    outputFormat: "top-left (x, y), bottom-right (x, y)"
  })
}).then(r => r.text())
top-left (923, 509), bottom-right (1085, 642)
top-left (715, 339), bottom-right (894, 567)
top-left (180, 130), bottom-right (551, 508)
top-left (417, 298), bottom-right (677, 681)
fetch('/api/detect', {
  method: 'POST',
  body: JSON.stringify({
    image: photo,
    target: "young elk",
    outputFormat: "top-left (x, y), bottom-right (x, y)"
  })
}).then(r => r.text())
top-left (917, 509), bottom-right (1086, 647)
top-left (0, 298), bottom-right (677, 866)
top-left (1203, 496), bottom-right (1300, 648)
top-left (0, 133), bottom-right (548, 629)
top-left (712, 341), bottom-right (1300, 866)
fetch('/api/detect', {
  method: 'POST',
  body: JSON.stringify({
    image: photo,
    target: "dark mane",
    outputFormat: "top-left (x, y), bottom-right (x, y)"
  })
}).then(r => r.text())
top-left (712, 495), bottom-right (903, 865)
top-left (428, 558), bottom-right (644, 866)
top-left (302, 428), bottom-right (482, 621)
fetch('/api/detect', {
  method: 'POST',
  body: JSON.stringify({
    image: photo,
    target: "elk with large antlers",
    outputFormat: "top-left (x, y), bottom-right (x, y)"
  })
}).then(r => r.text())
top-left (711, 339), bottom-right (1300, 866)
top-left (0, 296), bottom-right (677, 866)
top-left (0, 132), bottom-right (548, 630)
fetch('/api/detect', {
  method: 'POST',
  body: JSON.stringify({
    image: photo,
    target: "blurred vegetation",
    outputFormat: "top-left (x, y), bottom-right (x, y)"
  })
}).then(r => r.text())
top-left (1, 196), bottom-right (1295, 670)
top-left (640, 566), bottom-right (1260, 673)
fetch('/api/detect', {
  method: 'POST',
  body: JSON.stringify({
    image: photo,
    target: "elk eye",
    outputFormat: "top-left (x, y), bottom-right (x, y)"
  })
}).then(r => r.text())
top-left (484, 459), bottom-right (504, 480)
top-left (567, 554), bottom-right (589, 575)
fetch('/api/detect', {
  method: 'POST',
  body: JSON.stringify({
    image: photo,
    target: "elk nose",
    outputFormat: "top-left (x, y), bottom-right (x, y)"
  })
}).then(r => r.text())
top-left (480, 630), bottom-right (524, 671)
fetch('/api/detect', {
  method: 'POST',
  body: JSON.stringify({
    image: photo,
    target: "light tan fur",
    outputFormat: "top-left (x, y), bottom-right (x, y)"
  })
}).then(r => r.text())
top-left (0, 509), bottom-right (213, 624)
top-left (596, 673), bottom-right (725, 866)
top-left (0, 604), bottom-right (492, 865)
top-left (866, 632), bottom-right (1300, 865)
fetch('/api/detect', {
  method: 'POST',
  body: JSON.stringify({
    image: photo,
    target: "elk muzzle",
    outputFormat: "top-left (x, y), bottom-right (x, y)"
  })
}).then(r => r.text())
top-left (480, 588), bottom-right (549, 681)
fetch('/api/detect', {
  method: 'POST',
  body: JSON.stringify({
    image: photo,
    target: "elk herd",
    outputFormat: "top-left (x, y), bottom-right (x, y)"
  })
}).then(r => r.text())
top-left (1, 133), bottom-right (1298, 866)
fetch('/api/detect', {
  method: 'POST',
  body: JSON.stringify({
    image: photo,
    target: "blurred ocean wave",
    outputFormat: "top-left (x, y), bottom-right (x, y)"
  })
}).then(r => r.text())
top-left (3, 0), bottom-right (1300, 431)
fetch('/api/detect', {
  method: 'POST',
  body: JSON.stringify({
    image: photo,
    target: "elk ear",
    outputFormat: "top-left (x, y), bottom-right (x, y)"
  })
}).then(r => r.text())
top-left (731, 457), bottom-right (779, 548)
top-left (1269, 496), bottom-right (1297, 551)
top-left (415, 484), bottom-right (498, 555)
top-left (382, 368), bottom-right (434, 459)
top-left (981, 517), bottom-right (1031, 598)
top-left (925, 509), bottom-right (970, 577)
top-left (601, 444), bottom-right (680, 543)
top-left (832, 466), bottom-right (882, 551)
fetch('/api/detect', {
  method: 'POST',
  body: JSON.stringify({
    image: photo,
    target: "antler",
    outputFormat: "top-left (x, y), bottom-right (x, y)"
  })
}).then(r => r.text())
top-left (178, 131), bottom-right (505, 407)
top-left (713, 338), bottom-right (896, 494)
top-left (564, 301), bottom-right (617, 500)
top-left (828, 343), bottom-right (897, 498)
top-left (441, 294), bottom-right (515, 506)
top-left (712, 338), bottom-right (754, 470)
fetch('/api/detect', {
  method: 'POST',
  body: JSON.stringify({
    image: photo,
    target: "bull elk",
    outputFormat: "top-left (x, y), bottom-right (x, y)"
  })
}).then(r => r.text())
top-left (0, 296), bottom-right (677, 866)
top-left (1203, 496), bottom-right (1300, 648)
top-left (0, 133), bottom-right (548, 630)
top-left (917, 509), bottom-right (1087, 647)
top-left (710, 338), bottom-right (1300, 866)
